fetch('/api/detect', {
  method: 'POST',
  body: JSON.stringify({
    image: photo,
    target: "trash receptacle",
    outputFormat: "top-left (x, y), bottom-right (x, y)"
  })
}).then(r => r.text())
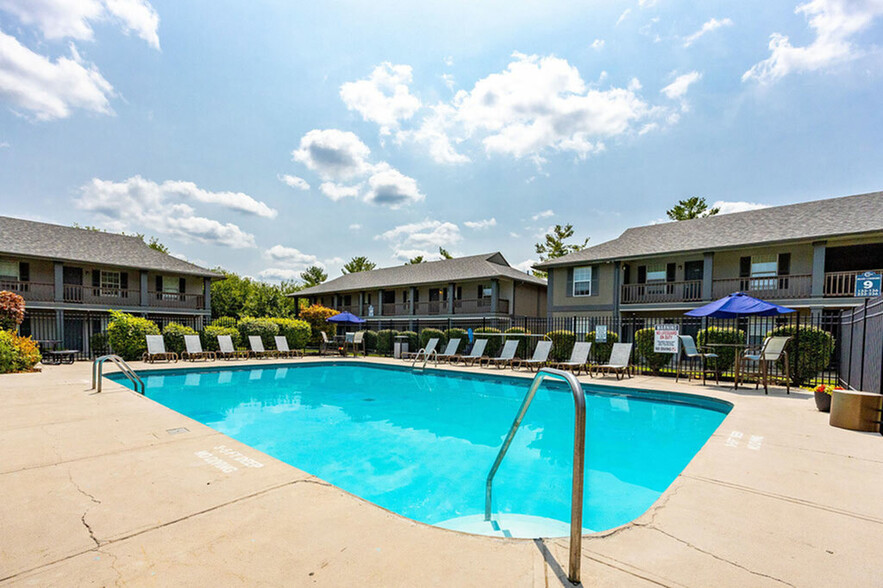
top-left (393, 335), bottom-right (409, 359)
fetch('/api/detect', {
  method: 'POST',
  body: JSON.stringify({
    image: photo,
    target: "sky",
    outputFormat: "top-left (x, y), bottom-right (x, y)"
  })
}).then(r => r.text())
top-left (1, 0), bottom-right (882, 281)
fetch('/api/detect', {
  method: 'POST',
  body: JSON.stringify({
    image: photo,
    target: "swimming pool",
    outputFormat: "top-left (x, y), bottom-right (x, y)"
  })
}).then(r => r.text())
top-left (109, 362), bottom-right (730, 538)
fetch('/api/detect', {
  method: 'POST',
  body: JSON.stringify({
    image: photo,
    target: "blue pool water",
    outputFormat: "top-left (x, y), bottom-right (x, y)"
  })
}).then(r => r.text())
top-left (109, 362), bottom-right (729, 537)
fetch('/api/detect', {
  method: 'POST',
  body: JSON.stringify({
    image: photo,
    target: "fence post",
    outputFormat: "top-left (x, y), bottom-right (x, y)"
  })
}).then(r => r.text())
top-left (859, 298), bottom-right (868, 390)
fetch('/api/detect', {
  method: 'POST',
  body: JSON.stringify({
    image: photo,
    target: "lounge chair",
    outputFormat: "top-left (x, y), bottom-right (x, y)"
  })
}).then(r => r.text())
top-left (248, 336), bottom-right (276, 359)
top-left (452, 338), bottom-right (488, 367)
top-left (480, 339), bottom-right (520, 369)
top-left (217, 335), bottom-right (247, 360)
top-left (274, 336), bottom-right (303, 359)
top-left (345, 331), bottom-right (366, 357)
top-left (551, 342), bottom-right (592, 376)
top-left (182, 335), bottom-right (215, 361)
top-left (592, 343), bottom-right (633, 380)
top-left (435, 338), bottom-right (462, 362)
top-left (403, 337), bottom-right (439, 361)
top-left (511, 340), bottom-right (553, 372)
top-left (675, 335), bottom-right (718, 385)
top-left (740, 336), bottom-right (791, 394)
top-left (142, 335), bottom-right (177, 363)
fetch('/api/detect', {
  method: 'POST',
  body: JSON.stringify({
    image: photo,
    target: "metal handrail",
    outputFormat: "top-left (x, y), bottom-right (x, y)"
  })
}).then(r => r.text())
top-left (411, 347), bottom-right (438, 369)
top-left (92, 354), bottom-right (145, 395)
top-left (485, 367), bottom-right (586, 584)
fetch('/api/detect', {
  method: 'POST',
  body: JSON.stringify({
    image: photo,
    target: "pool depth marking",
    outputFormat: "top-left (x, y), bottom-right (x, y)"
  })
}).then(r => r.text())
top-left (194, 445), bottom-right (265, 474)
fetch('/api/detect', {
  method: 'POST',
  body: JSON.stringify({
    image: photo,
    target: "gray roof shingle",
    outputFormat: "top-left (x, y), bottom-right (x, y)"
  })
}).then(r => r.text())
top-left (0, 216), bottom-right (222, 277)
top-left (294, 252), bottom-right (545, 296)
top-left (535, 191), bottom-right (883, 269)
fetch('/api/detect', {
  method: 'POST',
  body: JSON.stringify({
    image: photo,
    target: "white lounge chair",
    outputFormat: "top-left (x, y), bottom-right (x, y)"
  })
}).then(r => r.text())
top-left (274, 336), bottom-right (303, 359)
top-left (452, 338), bottom-right (488, 366)
top-left (512, 340), bottom-right (553, 372)
top-left (551, 342), bottom-right (592, 376)
top-left (142, 335), bottom-right (177, 363)
top-left (217, 335), bottom-right (247, 360)
top-left (480, 339), bottom-right (520, 369)
top-left (182, 334), bottom-right (215, 361)
top-left (403, 337), bottom-right (439, 361)
top-left (248, 336), bottom-right (276, 359)
top-left (436, 338), bottom-right (462, 362)
top-left (593, 343), bottom-right (633, 380)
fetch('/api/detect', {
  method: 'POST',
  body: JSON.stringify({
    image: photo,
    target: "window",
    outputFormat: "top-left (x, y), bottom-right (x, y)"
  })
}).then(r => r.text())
top-left (750, 254), bottom-right (777, 291)
top-left (162, 275), bottom-right (179, 300)
top-left (0, 260), bottom-right (18, 281)
top-left (573, 266), bottom-right (592, 296)
top-left (645, 263), bottom-right (667, 282)
top-left (100, 271), bottom-right (120, 297)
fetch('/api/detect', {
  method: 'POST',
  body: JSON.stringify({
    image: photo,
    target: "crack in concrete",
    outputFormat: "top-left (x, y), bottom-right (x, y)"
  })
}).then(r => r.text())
top-left (68, 469), bottom-right (102, 549)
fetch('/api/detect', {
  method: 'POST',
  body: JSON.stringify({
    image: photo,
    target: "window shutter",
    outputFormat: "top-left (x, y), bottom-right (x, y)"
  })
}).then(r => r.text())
top-left (637, 266), bottom-right (646, 284)
top-left (777, 253), bottom-right (791, 276)
top-left (565, 268), bottom-right (574, 298)
top-left (92, 271), bottom-right (101, 288)
top-left (739, 257), bottom-right (751, 278)
top-left (666, 263), bottom-right (676, 282)
top-left (591, 265), bottom-right (599, 296)
top-left (19, 262), bottom-right (29, 282)
top-left (179, 278), bottom-right (186, 293)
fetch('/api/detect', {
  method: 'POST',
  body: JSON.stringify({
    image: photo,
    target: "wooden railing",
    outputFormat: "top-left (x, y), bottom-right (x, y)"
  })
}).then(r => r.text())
top-left (621, 280), bottom-right (703, 304)
top-left (0, 280), bottom-right (54, 301)
top-left (63, 284), bottom-right (142, 305)
top-left (415, 301), bottom-right (447, 315)
top-left (824, 269), bottom-right (883, 297)
top-left (147, 291), bottom-right (205, 309)
top-left (712, 274), bottom-right (812, 299)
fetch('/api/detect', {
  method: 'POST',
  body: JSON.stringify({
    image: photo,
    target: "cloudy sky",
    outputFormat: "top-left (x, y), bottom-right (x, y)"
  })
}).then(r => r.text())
top-left (1, 0), bottom-right (882, 280)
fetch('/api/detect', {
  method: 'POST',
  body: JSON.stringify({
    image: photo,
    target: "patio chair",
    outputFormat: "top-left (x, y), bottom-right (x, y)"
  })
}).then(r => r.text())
top-left (435, 338), bottom-right (462, 362)
top-left (142, 335), bottom-right (178, 363)
top-left (551, 342), bottom-right (592, 376)
top-left (217, 335), bottom-right (247, 360)
top-left (593, 343), bottom-right (633, 380)
top-left (345, 331), bottom-right (366, 357)
top-left (511, 340), bottom-right (553, 372)
top-left (248, 336), bottom-right (276, 359)
top-left (182, 335), bottom-right (215, 361)
top-left (319, 331), bottom-right (337, 356)
top-left (740, 336), bottom-right (791, 394)
top-left (675, 335), bottom-right (719, 385)
top-left (480, 340), bottom-right (520, 369)
top-left (274, 336), bottom-right (303, 359)
top-left (403, 337), bottom-right (439, 361)
top-left (452, 338), bottom-right (488, 367)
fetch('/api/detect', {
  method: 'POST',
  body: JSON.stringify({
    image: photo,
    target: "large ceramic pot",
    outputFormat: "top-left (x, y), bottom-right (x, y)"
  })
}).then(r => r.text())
top-left (814, 391), bottom-right (832, 413)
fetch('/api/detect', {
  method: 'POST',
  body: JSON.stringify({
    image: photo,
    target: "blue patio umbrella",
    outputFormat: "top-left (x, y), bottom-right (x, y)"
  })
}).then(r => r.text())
top-left (685, 292), bottom-right (795, 318)
top-left (326, 311), bottom-right (366, 324)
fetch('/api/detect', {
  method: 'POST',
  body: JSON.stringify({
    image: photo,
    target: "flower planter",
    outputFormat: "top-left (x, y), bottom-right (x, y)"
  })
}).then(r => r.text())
top-left (814, 391), bottom-right (832, 413)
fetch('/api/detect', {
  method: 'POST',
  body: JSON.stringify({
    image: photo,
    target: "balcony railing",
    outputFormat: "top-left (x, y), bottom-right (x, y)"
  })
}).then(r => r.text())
top-left (824, 269), bottom-right (883, 297)
top-left (330, 297), bottom-right (511, 317)
top-left (712, 274), bottom-right (812, 300)
top-left (621, 280), bottom-right (703, 304)
top-left (146, 291), bottom-right (205, 309)
top-left (0, 280), bottom-right (54, 301)
top-left (63, 284), bottom-right (142, 305)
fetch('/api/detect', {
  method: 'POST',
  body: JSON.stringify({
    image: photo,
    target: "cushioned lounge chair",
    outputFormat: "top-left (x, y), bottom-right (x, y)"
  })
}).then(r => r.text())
top-left (480, 339), bottom-right (520, 369)
top-left (142, 335), bottom-right (177, 363)
top-left (181, 335), bottom-right (215, 361)
top-left (551, 341), bottom-right (591, 376)
top-left (511, 340), bottom-right (553, 372)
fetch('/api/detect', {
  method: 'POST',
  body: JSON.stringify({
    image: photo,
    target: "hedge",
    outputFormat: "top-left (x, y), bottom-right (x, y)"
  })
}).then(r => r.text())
top-left (202, 325), bottom-right (240, 351)
top-left (271, 318), bottom-right (311, 350)
top-left (444, 328), bottom-right (468, 353)
top-left (0, 331), bottom-right (41, 373)
top-left (400, 331), bottom-right (419, 353)
top-left (376, 329), bottom-right (398, 355)
top-left (211, 316), bottom-right (238, 329)
top-left (634, 327), bottom-right (672, 374)
top-left (362, 330), bottom-right (378, 352)
top-left (419, 328), bottom-right (447, 350)
top-left (766, 325), bottom-right (835, 385)
top-left (504, 327), bottom-right (531, 357)
top-left (697, 326), bottom-right (745, 372)
top-left (236, 317), bottom-right (279, 348)
top-left (106, 311), bottom-right (160, 361)
top-left (585, 329), bottom-right (619, 363)
top-left (546, 329), bottom-right (575, 362)
top-left (162, 322), bottom-right (198, 354)
top-left (90, 332), bottom-right (110, 357)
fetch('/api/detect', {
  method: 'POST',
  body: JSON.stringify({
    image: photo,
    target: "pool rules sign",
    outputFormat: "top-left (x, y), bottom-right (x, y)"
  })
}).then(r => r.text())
top-left (654, 325), bottom-right (680, 353)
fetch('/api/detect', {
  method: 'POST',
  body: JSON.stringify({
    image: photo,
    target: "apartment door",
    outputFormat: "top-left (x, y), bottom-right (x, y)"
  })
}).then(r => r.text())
top-left (62, 267), bottom-right (83, 303)
top-left (684, 261), bottom-right (704, 299)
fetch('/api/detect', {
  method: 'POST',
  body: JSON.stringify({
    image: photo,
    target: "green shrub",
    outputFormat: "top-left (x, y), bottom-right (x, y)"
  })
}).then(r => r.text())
top-left (504, 327), bottom-right (531, 357)
top-left (586, 329), bottom-right (619, 363)
top-left (400, 330), bottom-right (419, 353)
top-left (697, 326), bottom-right (746, 372)
top-left (475, 327), bottom-right (502, 357)
top-left (444, 328), bottom-right (468, 353)
top-left (211, 316), bottom-right (238, 329)
top-left (0, 290), bottom-right (26, 331)
top-left (236, 317), bottom-right (279, 348)
top-left (376, 329), bottom-right (398, 355)
top-left (419, 328), bottom-right (447, 349)
top-left (0, 331), bottom-right (41, 373)
top-left (271, 318), bottom-right (311, 350)
top-left (546, 329), bottom-right (575, 362)
top-left (90, 332), bottom-right (110, 357)
top-left (106, 311), bottom-right (160, 361)
top-left (299, 305), bottom-right (338, 346)
top-left (162, 322), bottom-right (198, 354)
top-left (766, 325), bottom-right (835, 385)
top-left (362, 330), bottom-right (378, 352)
top-left (202, 325), bottom-right (240, 351)
top-left (634, 328), bottom-right (673, 374)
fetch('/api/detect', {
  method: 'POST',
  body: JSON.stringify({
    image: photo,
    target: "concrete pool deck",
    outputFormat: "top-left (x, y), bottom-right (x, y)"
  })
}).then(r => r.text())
top-left (1, 356), bottom-right (881, 587)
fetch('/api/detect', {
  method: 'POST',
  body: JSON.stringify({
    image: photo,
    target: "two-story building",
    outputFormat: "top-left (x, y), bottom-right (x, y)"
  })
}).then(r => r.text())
top-left (535, 191), bottom-right (883, 321)
top-left (0, 216), bottom-right (221, 357)
top-left (292, 252), bottom-right (547, 325)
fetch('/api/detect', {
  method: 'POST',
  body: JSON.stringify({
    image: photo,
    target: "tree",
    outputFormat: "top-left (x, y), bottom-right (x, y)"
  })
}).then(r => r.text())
top-left (533, 224), bottom-right (589, 279)
top-left (666, 197), bottom-right (720, 221)
top-left (438, 247), bottom-right (453, 259)
top-left (210, 269), bottom-right (298, 319)
top-left (341, 256), bottom-right (376, 274)
top-left (300, 265), bottom-right (328, 287)
top-left (147, 236), bottom-right (170, 253)
top-left (406, 255), bottom-right (425, 265)
top-left (71, 224), bottom-right (169, 253)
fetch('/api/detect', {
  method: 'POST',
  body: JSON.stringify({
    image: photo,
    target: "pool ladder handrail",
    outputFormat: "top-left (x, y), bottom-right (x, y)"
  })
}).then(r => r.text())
top-left (485, 367), bottom-right (586, 585)
top-left (92, 354), bottom-right (145, 395)
top-left (411, 348), bottom-right (438, 370)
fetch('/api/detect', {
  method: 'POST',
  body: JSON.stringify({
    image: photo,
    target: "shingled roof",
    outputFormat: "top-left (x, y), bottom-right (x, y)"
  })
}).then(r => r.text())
top-left (0, 216), bottom-right (221, 278)
top-left (294, 252), bottom-right (545, 296)
top-left (535, 191), bottom-right (883, 269)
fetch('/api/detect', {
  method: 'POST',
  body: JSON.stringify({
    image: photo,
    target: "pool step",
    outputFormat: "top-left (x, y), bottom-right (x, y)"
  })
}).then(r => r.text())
top-left (434, 514), bottom-right (592, 539)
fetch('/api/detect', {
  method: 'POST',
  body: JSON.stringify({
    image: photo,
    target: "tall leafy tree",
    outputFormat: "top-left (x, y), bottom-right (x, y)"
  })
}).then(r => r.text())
top-left (406, 255), bottom-right (425, 265)
top-left (147, 236), bottom-right (170, 253)
top-left (438, 247), bottom-right (453, 259)
top-left (341, 256), bottom-right (376, 274)
top-left (210, 269), bottom-right (299, 318)
top-left (533, 224), bottom-right (589, 279)
top-left (300, 265), bottom-right (328, 287)
top-left (666, 197), bottom-right (720, 221)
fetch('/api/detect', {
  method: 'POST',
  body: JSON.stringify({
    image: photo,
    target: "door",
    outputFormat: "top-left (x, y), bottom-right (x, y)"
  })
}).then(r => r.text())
top-left (684, 261), bottom-right (704, 300)
top-left (62, 267), bottom-right (83, 303)
top-left (63, 317), bottom-right (84, 356)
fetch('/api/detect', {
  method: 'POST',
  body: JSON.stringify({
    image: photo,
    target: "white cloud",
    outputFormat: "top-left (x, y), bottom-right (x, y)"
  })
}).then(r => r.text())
top-left (291, 129), bottom-right (373, 181)
top-left (441, 73), bottom-right (456, 91)
top-left (532, 209), bottom-right (555, 220)
top-left (616, 8), bottom-right (631, 25)
top-left (264, 245), bottom-right (320, 269)
top-left (258, 268), bottom-right (305, 281)
top-left (0, 32), bottom-right (115, 121)
top-left (464, 217), bottom-right (497, 230)
top-left (661, 71), bottom-right (702, 100)
top-left (0, 141), bottom-right (9, 148)
top-left (513, 259), bottom-right (539, 274)
top-left (397, 103), bottom-right (470, 164)
top-left (340, 62), bottom-right (421, 135)
top-left (319, 182), bottom-right (361, 201)
top-left (638, 0), bottom-right (658, 7)
top-left (591, 39), bottom-right (605, 50)
top-left (348, 224), bottom-right (361, 230)
top-left (743, 0), bottom-right (883, 83)
top-left (363, 163), bottom-right (425, 208)
top-left (160, 179), bottom-right (277, 218)
top-left (278, 173), bottom-right (310, 191)
top-left (102, 0), bottom-right (160, 49)
top-left (683, 17), bottom-right (733, 47)
top-left (378, 219), bottom-right (461, 260)
top-left (75, 176), bottom-right (264, 248)
top-left (712, 200), bottom-right (771, 214)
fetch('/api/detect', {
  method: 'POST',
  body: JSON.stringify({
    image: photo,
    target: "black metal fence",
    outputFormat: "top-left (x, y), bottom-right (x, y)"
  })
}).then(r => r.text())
top-left (839, 298), bottom-right (882, 394)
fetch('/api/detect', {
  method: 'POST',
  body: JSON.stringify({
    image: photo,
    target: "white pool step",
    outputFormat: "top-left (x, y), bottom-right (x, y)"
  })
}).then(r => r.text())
top-left (434, 514), bottom-right (592, 538)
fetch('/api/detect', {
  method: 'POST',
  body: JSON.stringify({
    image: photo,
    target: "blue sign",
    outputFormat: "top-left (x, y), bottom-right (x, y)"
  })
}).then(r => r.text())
top-left (854, 271), bottom-right (881, 297)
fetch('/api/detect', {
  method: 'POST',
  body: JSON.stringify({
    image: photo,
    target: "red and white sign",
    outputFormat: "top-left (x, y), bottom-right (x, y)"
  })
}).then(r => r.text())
top-left (654, 325), bottom-right (680, 354)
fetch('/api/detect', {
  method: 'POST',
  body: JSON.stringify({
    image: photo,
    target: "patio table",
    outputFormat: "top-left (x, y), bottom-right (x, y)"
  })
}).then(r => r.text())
top-left (704, 343), bottom-right (752, 389)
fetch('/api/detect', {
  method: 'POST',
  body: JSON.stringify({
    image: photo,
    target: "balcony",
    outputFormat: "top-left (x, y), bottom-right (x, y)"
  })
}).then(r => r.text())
top-left (0, 280), bottom-right (206, 311)
top-left (146, 291), bottom-right (205, 309)
top-left (0, 280), bottom-right (54, 302)
top-left (621, 280), bottom-right (703, 305)
top-left (824, 269), bottom-right (883, 297)
top-left (330, 297), bottom-right (510, 317)
top-left (712, 275), bottom-right (812, 299)
top-left (64, 284), bottom-right (142, 305)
